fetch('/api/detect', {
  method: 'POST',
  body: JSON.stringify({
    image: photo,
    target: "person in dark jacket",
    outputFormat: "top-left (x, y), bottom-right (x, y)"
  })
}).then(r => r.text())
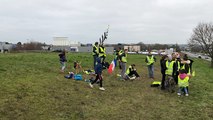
top-left (58, 50), bottom-right (67, 73)
top-left (89, 57), bottom-right (105, 91)
top-left (160, 55), bottom-right (167, 90)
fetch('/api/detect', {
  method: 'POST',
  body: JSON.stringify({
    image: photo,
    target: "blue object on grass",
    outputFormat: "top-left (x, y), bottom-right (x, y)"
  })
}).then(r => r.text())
top-left (74, 74), bottom-right (82, 80)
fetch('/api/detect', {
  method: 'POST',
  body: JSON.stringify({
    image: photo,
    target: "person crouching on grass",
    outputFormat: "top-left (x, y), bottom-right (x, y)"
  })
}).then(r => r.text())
top-left (177, 69), bottom-right (190, 97)
top-left (89, 57), bottom-right (105, 91)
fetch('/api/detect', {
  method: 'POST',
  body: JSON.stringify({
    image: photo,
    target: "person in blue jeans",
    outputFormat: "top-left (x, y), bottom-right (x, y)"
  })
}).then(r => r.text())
top-left (145, 52), bottom-right (156, 79)
top-left (177, 69), bottom-right (189, 96)
top-left (89, 57), bottom-right (105, 91)
top-left (58, 50), bottom-right (67, 73)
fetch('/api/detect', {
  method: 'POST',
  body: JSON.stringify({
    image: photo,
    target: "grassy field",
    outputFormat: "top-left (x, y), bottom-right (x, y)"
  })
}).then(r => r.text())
top-left (0, 52), bottom-right (212, 120)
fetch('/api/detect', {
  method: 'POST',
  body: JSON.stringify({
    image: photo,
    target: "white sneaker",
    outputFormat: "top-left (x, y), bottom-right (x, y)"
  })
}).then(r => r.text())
top-left (89, 83), bottom-right (93, 88)
top-left (99, 87), bottom-right (105, 91)
top-left (185, 94), bottom-right (189, 96)
top-left (177, 93), bottom-right (181, 96)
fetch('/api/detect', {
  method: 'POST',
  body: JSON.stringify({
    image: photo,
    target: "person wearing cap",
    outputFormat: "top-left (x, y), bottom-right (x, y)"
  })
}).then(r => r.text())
top-left (125, 64), bottom-right (140, 80)
top-left (92, 42), bottom-right (99, 68)
top-left (145, 52), bottom-right (156, 79)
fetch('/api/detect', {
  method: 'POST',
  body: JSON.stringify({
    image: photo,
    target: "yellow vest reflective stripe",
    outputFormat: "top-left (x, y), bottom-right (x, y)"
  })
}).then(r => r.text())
top-left (126, 66), bottom-right (132, 74)
top-left (178, 76), bottom-right (189, 87)
top-left (165, 61), bottom-right (175, 75)
top-left (146, 56), bottom-right (154, 65)
top-left (121, 53), bottom-right (127, 62)
top-left (99, 47), bottom-right (106, 57)
top-left (118, 50), bottom-right (123, 55)
top-left (92, 45), bottom-right (98, 55)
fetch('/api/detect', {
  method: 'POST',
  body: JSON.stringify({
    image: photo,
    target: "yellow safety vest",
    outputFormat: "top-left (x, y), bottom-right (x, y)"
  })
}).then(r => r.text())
top-left (121, 53), bottom-right (127, 62)
top-left (99, 47), bottom-right (106, 57)
top-left (165, 61), bottom-right (175, 75)
top-left (181, 64), bottom-right (191, 74)
top-left (92, 45), bottom-right (98, 56)
top-left (146, 56), bottom-right (155, 65)
top-left (178, 75), bottom-right (189, 87)
top-left (126, 66), bottom-right (132, 75)
top-left (118, 50), bottom-right (123, 55)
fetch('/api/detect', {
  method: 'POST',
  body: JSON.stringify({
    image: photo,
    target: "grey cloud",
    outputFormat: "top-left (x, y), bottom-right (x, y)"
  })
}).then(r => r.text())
top-left (0, 0), bottom-right (213, 44)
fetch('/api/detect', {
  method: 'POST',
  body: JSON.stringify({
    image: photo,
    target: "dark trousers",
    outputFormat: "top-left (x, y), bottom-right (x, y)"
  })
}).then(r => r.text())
top-left (174, 72), bottom-right (179, 84)
top-left (93, 55), bottom-right (98, 69)
top-left (161, 71), bottom-right (166, 89)
top-left (100, 56), bottom-right (106, 65)
top-left (128, 71), bottom-right (140, 77)
top-left (91, 74), bottom-right (103, 87)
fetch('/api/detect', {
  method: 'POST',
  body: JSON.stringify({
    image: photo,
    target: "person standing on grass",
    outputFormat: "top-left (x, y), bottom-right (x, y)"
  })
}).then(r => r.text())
top-left (145, 52), bottom-right (156, 79)
top-left (58, 49), bottom-right (67, 73)
top-left (92, 42), bottom-right (99, 69)
top-left (160, 55), bottom-right (168, 90)
top-left (117, 47), bottom-right (123, 69)
top-left (177, 69), bottom-right (189, 97)
top-left (119, 49), bottom-right (128, 80)
top-left (89, 57), bottom-right (105, 91)
top-left (99, 44), bottom-right (106, 65)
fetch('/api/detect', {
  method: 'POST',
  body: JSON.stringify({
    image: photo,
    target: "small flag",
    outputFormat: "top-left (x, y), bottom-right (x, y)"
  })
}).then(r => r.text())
top-left (108, 59), bottom-right (115, 74)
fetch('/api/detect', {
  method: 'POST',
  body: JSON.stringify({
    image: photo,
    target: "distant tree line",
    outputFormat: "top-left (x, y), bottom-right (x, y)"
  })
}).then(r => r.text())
top-left (14, 42), bottom-right (44, 51)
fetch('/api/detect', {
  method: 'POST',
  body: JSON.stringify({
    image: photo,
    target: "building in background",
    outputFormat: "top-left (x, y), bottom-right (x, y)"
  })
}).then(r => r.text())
top-left (0, 42), bottom-right (13, 53)
top-left (52, 37), bottom-right (81, 51)
top-left (124, 45), bottom-right (140, 52)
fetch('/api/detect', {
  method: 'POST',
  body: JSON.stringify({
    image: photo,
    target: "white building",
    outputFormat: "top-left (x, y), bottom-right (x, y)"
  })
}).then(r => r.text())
top-left (124, 45), bottom-right (140, 52)
top-left (53, 37), bottom-right (80, 47)
top-left (0, 42), bottom-right (13, 53)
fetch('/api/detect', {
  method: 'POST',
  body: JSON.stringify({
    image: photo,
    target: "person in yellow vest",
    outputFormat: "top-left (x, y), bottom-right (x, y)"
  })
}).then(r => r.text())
top-left (177, 69), bottom-right (189, 96)
top-left (180, 54), bottom-right (194, 76)
top-left (145, 52), bottom-right (156, 79)
top-left (165, 54), bottom-right (177, 77)
top-left (172, 52), bottom-right (181, 84)
top-left (99, 44), bottom-right (106, 65)
top-left (92, 42), bottom-right (99, 68)
top-left (119, 49), bottom-right (128, 79)
top-left (117, 47), bottom-right (123, 69)
top-left (125, 64), bottom-right (140, 80)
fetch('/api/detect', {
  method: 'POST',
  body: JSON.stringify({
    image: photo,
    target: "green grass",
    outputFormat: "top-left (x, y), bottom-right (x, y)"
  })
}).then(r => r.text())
top-left (0, 52), bottom-right (212, 120)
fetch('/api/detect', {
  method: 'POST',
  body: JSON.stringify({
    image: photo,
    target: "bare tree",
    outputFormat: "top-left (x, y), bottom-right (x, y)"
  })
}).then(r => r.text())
top-left (189, 22), bottom-right (213, 67)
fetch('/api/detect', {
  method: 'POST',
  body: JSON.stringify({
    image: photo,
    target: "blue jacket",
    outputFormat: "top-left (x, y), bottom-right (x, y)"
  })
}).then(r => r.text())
top-left (95, 57), bottom-right (102, 75)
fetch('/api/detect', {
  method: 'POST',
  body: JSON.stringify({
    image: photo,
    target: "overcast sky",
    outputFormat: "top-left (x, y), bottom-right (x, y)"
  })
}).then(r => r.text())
top-left (0, 0), bottom-right (213, 44)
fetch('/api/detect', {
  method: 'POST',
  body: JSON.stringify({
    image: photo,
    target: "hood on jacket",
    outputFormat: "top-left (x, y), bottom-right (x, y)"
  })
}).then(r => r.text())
top-left (179, 73), bottom-right (187, 80)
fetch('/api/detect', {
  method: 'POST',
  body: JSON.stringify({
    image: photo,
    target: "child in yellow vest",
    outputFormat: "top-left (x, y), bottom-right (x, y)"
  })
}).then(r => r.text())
top-left (177, 69), bottom-right (189, 96)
